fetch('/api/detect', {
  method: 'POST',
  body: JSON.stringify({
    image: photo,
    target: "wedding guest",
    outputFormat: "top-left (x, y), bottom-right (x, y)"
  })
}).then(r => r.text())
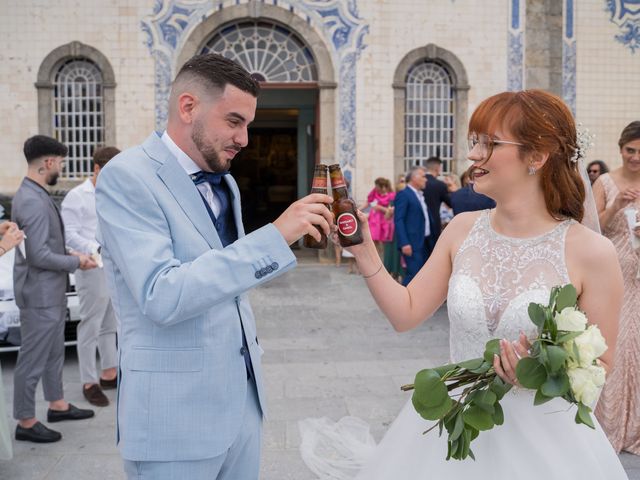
top-left (61, 146), bottom-right (120, 407)
top-left (593, 120), bottom-right (640, 455)
top-left (0, 220), bottom-right (25, 459)
top-left (450, 169), bottom-right (496, 215)
top-left (12, 135), bottom-right (96, 444)
top-left (363, 177), bottom-right (395, 258)
top-left (394, 166), bottom-right (431, 285)
top-left (440, 174), bottom-right (460, 229)
top-left (383, 177), bottom-right (405, 283)
top-left (587, 160), bottom-right (609, 185)
top-left (422, 157), bottom-right (451, 242)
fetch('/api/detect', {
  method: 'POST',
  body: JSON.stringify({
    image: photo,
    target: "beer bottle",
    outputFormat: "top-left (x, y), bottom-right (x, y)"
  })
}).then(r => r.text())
top-left (303, 164), bottom-right (329, 249)
top-left (329, 164), bottom-right (363, 247)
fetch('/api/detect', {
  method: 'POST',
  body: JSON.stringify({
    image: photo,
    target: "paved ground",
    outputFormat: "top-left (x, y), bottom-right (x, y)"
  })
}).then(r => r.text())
top-left (1, 262), bottom-right (639, 479)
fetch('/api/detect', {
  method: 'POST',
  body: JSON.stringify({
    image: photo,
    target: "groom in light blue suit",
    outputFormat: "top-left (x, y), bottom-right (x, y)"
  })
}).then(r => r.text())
top-left (95, 54), bottom-right (333, 479)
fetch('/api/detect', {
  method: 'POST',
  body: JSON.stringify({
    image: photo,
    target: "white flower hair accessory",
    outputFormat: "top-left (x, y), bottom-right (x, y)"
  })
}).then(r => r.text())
top-left (570, 123), bottom-right (595, 164)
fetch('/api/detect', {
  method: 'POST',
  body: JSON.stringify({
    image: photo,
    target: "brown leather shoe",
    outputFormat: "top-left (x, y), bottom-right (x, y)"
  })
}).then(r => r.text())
top-left (82, 384), bottom-right (109, 407)
top-left (99, 377), bottom-right (117, 389)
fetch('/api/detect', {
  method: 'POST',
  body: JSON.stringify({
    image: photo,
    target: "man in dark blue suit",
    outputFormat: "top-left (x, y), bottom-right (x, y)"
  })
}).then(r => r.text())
top-left (450, 184), bottom-right (496, 215)
top-left (394, 166), bottom-right (433, 286)
top-left (422, 157), bottom-right (451, 242)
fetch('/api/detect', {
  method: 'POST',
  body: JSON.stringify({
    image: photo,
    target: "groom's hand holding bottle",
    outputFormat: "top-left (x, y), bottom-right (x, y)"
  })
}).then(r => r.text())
top-left (273, 193), bottom-right (335, 245)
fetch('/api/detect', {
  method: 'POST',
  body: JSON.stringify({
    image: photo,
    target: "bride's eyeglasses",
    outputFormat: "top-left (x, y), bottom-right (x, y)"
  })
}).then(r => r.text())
top-left (467, 133), bottom-right (524, 161)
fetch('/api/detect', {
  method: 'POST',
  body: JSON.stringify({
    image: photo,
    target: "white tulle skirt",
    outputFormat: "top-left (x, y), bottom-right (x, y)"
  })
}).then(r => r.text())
top-left (300, 390), bottom-right (628, 480)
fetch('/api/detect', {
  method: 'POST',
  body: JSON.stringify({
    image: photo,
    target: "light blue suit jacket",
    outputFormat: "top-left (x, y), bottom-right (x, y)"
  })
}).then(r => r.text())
top-left (95, 133), bottom-right (296, 462)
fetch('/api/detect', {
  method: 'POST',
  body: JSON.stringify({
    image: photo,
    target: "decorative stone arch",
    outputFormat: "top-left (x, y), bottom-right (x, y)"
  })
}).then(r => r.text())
top-left (176, 3), bottom-right (337, 164)
top-left (35, 41), bottom-right (116, 146)
top-left (392, 44), bottom-right (470, 176)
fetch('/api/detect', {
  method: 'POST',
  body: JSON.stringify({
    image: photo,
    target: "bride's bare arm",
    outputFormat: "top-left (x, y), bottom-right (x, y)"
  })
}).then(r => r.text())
top-left (350, 212), bottom-right (477, 332)
top-left (566, 225), bottom-right (623, 372)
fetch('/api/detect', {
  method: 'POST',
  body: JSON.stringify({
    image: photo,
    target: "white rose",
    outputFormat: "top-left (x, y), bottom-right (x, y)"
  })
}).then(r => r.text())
top-left (568, 365), bottom-right (605, 407)
top-left (555, 307), bottom-right (588, 332)
top-left (568, 325), bottom-right (608, 367)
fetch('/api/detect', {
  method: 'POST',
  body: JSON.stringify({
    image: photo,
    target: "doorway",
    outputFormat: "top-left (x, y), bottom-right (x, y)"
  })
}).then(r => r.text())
top-left (231, 88), bottom-right (317, 233)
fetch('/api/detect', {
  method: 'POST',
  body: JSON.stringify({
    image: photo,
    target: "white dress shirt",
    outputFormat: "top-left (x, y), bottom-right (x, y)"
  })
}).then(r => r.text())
top-left (407, 184), bottom-right (431, 237)
top-left (61, 178), bottom-right (101, 254)
top-left (161, 131), bottom-right (222, 218)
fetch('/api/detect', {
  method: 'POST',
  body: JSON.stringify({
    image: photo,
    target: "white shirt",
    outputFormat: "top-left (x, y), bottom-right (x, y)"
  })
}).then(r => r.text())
top-left (161, 131), bottom-right (222, 218)
top-left (407, 184), bottom-right (431, 237)
top-left (61, 178), bottom-right (101, 254)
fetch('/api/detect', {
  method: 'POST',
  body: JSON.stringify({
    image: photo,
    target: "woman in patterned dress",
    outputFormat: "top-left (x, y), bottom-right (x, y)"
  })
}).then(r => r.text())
top-left (593, 121), bottom-right (640, 455)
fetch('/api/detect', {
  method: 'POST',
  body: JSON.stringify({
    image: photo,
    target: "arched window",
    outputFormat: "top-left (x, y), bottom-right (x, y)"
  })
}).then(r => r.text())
top-left (200, 21), bottom-right (318, 82)
top-left (404, 61), bottom-right (455, 173)
top-left (53, 59), bottom-right (104, 179)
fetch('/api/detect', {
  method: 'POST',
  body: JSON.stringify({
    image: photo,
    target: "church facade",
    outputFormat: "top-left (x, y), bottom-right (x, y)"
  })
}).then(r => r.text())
top-left (1, 0), bottom-right (638, 216)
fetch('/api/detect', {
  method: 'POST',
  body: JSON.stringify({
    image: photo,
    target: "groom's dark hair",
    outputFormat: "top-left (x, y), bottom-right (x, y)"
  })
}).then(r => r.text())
top-left (173, 53), bottom-right (260, 99)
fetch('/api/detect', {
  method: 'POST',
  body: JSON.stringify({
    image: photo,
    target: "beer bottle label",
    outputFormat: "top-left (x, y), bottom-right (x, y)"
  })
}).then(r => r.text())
top-left (337, 212), bottom-right (358, 237)
top-left (311, 176), bottom-right (328, 190)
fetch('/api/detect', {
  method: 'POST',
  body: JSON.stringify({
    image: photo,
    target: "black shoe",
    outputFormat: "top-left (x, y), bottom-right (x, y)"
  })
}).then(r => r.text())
top-left (15, 422), bottom-right (62, 443)
top-left (47, 403), bottom-right (95, 423)
top-left (99, 376), bottom-right (117, 390)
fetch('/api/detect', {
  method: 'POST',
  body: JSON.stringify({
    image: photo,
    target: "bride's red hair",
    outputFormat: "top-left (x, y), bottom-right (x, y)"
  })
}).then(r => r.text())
top-left (469, 89), bottom-right (585, 223)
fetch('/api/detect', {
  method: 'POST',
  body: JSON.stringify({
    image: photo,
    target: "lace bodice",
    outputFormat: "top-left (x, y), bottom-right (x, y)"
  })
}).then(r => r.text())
top-left (447, 210), bottom-right (573, 362)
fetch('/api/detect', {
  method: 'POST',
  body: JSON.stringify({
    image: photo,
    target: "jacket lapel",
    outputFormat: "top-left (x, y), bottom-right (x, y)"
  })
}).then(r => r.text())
top-left (142, 133), bottom-right (223, 250)
top-left (224, 176), bottom-right (245, 238)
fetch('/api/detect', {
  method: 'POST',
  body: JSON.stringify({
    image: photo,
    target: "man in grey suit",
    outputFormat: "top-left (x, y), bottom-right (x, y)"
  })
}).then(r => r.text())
top-left (96, 54), bottom-right (334, 479)
top-left (12, 136), bottom-right (96, 443)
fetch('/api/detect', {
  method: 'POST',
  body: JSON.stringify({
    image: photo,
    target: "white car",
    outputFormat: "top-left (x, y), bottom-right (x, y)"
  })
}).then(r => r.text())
top-left (0, 247), bottom-right (81, 352)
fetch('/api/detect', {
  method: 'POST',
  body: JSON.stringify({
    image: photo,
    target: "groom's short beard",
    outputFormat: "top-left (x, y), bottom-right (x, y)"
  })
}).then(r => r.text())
top-left (192, 119), bottom-right (227, 173)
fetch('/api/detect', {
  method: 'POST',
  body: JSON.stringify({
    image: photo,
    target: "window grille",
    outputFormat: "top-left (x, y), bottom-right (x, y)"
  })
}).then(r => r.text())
top-left (201, 21), bottom-right (317, 82)
top-left (53, 59), bottom-right (104, 179)
top-left (404, 61), bottom-right (454, 174)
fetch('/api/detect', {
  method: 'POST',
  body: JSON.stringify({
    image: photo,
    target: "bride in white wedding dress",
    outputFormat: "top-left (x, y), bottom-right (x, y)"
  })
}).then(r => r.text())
top-left (300, 90), bottom-right (629, 479)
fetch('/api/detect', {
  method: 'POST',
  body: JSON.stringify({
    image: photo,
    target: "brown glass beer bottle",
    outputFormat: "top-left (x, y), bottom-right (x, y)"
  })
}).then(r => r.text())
top-left (328, 164), bottom-right (363, 247)
top-left (303, 164), bottom-right (329, 249)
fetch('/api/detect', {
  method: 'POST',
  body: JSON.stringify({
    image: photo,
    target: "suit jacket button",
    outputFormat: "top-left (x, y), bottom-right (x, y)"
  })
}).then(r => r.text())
top-left (240, 346), bottom-right (247, 355)
top-left (255, 271), bottom-right (262, 279)
top-left (266, 265), bottom-right (273, 273)
top-left (271, 262), bottom-right (279, 270)
top-left (260, 268), bottom-right (268, 276)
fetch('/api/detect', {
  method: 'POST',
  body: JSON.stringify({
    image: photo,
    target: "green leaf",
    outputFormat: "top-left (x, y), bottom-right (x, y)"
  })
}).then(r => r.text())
top-left (492, 402), bottom-right (504, 425)
top-left (463, 405), bottom-right (495, 431)
top-left (473, 389), bottom-right (497, 414)
top-left (534, 389), bottom-right (553, 405)
top-left (576, 403), bottom-right (596, 429)
top-left (528, 303), bottom-right (546, 329)
top-left (457, 358), bottom-right (485, 371)
top-left (515, 357), bottom-right (547, 389)
top-left (483, 339), bottom-right (501, 363)
top-left (432, 363), bottom-right (458, 378)
top-left (556, 331), bottom-right (584, 343)
top-left (556, 284), bottom-right (578, 311)
top-left (469, 363), bottom-right (492, 375)
top-left (545, 346), bottom-right (568, 373)
top-left (413, 369), bottom-right (448, 407)
top-left (413, 395), bottom-right (453, 421)
top-left (447, 412), bottom-right (465, 442)
top-left (489, 376), bottom-right (512, 400)
top-left (412, 369), bottom-right (453, 420)
top-left (540, 373), bottom-right (570, 397)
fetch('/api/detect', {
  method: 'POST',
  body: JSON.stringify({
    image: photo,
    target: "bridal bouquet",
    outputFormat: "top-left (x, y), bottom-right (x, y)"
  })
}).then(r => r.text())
top-left (401, 284), bottom-right (607, 460)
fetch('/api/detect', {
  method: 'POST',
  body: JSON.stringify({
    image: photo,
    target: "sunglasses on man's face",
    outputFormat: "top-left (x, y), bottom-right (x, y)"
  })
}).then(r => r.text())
top-left (588, 169), bottom-right (600, 174)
